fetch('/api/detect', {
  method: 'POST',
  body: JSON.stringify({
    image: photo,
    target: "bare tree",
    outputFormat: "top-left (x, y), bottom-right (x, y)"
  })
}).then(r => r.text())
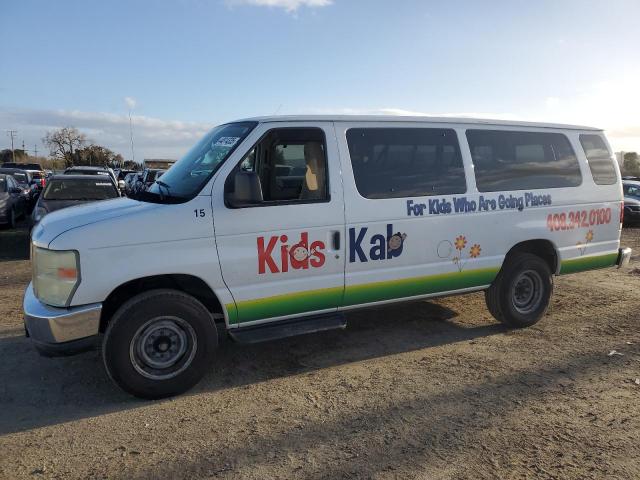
top-left (43, 127), bottom-right (87, 167)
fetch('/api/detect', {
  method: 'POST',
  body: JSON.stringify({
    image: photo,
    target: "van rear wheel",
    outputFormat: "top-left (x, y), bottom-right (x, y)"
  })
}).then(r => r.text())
top-left (485, 253), bottom-right (553, 328)
top-left (102, 289), bottom-right (218, 399)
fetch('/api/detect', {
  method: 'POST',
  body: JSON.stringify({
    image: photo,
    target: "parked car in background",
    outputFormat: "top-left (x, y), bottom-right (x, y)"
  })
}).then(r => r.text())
top-left (138, 168), bottom-right (165, 192)
top-left (64, 166), bottom-right (118, 187)
top-left (1, 162), bottom-right (43, 171)
top-left (123, 172), bottom-right (141, 196)
top-left (1, 164), bottom-right (47, 191)
top-left (0, 168), bottom-right (39, 212)
top-left (29, 170), bottom-right (47, 191)
top-left (623, 180), bottom-right (640, 225)
top-left (31, 175), bottom-right (121, 225)
top-left (0, 173), bottom-right (27, 228)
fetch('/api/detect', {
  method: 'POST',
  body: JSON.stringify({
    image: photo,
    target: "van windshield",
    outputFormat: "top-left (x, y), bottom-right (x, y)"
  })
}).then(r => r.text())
top-left (141, 122), bottom-right (257, 203)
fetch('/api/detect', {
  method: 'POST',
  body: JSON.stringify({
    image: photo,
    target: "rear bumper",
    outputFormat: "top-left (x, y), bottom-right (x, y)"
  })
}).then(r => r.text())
top-left (23, 282), bottom-right (102, 356)
top-left (617, 247), bottom-right (632, 269)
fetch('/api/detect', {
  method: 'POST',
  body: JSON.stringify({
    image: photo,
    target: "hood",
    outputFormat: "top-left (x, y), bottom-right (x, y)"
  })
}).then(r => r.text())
top-left (32, 197), bottom-right (161, 247)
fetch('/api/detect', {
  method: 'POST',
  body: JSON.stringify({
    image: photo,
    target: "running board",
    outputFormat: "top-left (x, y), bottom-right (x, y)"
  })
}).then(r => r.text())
top-left (228, 313), bottom-right (347, 344)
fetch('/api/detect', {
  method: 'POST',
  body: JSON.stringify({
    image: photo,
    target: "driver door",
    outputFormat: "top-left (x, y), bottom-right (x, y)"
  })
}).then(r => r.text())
top-left (212, 122), bottom-right (346, 326)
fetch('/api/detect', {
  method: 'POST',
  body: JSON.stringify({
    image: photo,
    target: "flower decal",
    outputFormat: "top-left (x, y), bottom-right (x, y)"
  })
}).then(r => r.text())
top-left (454, 235), bottom-right (467, 251)
top-left (578, 230), bottom-right (595, 255)
top-left (444, 235), bottom-right (482, 271)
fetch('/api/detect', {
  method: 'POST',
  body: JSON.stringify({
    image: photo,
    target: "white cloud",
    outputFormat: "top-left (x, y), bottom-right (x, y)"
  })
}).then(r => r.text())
top-left (124, 96), bottom-right (137, 110)
top-left (0, 107), bottom-right (213, 161)
top-left (227, 0), bottom-right (332, 12)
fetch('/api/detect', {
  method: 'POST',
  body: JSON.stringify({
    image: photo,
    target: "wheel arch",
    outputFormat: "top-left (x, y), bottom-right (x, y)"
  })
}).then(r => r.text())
top-left (503, 239), bottom-right (560, 274)
top-left (100, 274), bottom-right (227, 333)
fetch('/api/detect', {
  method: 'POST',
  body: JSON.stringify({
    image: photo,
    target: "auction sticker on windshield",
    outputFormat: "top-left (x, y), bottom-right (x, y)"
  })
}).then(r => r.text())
top-left (214, 137), bottom-right (241, 148)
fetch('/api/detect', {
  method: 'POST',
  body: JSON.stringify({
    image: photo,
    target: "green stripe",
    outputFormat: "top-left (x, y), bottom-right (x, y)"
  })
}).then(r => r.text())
top-left (559, 252), bottom-right (618, 274)
top-left (343, 267), bottom-right (499, 306)
top-left (229, 287), bottom-right (343, 324)
top-left (227, 266), bottom-right (499, 324)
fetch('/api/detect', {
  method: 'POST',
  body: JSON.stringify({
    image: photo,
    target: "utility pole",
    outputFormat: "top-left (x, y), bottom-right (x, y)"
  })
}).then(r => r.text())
top-left (128, 107), bottom-right (135, 165)
top-left (6, 130), bottom-right (17, 162)
top-left (33, 144), bottom-right (38, 159)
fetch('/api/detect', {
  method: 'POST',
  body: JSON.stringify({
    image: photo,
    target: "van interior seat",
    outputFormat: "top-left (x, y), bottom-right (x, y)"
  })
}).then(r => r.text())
top-left (300, 142), bottom-right (326, 200)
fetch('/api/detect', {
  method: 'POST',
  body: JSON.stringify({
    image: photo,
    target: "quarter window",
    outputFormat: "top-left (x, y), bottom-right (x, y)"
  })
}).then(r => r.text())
top-left (346, 128), bottom-right (466, 199)
top-left (579, 134), bottom-right (617, 185)
top-left (466, 130), bottom-right (582, 192)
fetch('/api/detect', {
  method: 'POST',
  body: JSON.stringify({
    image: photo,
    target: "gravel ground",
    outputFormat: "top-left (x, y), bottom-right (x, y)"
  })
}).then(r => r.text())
top-left (0, 222), bottom-right (639, 479)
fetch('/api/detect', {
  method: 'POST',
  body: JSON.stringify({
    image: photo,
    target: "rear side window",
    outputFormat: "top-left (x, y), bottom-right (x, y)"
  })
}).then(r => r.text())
top-left (346, 128), bottom-right (466, 199)
top-left (466, 130), bottom-right (582, 192)
top-left (579, 134), bottom-right (617, 185)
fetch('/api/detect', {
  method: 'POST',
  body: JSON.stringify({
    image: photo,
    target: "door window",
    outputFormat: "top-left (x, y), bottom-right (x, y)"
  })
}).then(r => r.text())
top-left (226, 128), bottom-right (329, 207)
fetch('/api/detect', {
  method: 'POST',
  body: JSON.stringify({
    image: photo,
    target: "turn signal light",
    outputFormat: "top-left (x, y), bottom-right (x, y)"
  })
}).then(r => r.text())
top-left (57, 267), bottom-right (77, 280)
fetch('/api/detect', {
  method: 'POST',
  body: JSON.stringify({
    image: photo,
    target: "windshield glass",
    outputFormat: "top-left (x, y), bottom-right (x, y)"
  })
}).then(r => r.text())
top-left (43, 179), bottom-right (119, 200)
top-left (145, 122), bottom-right (257, 201)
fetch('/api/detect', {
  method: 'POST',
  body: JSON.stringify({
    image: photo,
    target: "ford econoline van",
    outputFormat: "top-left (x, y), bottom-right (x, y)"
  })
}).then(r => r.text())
top-left (24, 116), bottom-right (632, 398)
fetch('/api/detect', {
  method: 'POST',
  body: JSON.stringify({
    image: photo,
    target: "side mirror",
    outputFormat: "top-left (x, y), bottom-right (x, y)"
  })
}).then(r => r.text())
top-left (225, 170), bottom-right (263, 208)
top-left (118, 180), bottom-right (125, 190)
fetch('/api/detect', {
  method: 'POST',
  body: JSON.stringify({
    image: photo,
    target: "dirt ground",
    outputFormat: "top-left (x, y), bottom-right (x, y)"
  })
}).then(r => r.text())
top-left (0, 222), bottom-right (639, 480)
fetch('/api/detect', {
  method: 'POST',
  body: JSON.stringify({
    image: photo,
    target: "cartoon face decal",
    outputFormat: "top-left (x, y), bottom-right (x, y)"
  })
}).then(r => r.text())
top-left (388, 232), bottom-right (407, 253)
top-left (290, 244), bottom-right (310, 262)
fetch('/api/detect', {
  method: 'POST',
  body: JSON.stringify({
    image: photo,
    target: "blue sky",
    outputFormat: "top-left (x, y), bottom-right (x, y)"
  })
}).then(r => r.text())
top-left (1, 0), bottom-right (639, 160)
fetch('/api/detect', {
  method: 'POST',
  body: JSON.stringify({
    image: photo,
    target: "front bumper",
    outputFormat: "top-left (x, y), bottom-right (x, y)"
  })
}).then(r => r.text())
top-left (23, 282), bottom-right (102, 356)
top-left (617, 247), bottom-right (632, 269)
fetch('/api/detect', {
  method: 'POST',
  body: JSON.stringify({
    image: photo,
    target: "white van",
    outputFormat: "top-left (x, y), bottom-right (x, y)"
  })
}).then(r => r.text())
top-left (24, 116), bottom-right (632, 398)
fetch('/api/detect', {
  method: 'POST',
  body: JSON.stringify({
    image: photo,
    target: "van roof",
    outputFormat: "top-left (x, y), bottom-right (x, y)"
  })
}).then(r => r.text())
top-left (234, 115), bottom-right (601, 131)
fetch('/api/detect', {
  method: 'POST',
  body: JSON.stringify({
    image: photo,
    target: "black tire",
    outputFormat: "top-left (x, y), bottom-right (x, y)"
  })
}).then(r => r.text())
top-left (102, 289), bottom-right (218, 399)
top-left (485, 253), bottom-right (553, 328)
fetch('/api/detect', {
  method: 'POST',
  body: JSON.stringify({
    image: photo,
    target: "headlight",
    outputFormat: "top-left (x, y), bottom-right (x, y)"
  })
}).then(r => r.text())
top-left (32, 247), bottom-right (80, 307)
top-left (33, 207), bottom-right (47, 222)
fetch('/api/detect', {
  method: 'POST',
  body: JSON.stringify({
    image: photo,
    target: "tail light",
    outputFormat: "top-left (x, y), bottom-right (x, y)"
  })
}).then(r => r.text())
top-left (40, 177), bottom-right (45, 188)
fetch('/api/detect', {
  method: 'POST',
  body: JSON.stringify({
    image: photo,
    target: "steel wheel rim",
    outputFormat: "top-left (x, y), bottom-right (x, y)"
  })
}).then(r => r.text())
top-left (511, 270), bottom-right (544, 314)
top-left (130, 316), bottom-right (197, 380)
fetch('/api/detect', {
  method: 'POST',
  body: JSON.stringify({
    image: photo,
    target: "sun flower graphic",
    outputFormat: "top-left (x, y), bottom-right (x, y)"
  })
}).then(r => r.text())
top-left (454, 235), bottom-right (467, 251)
top-left (446, 235), bottom-right (482, 271)
top-left (586, 230), bottom-right (594, 242)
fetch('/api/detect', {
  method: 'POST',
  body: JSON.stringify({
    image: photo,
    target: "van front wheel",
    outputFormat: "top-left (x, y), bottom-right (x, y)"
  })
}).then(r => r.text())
top-left (485, 253), bottom-right (553, 328)
top-left (102, 289), bottom-right (218, 399)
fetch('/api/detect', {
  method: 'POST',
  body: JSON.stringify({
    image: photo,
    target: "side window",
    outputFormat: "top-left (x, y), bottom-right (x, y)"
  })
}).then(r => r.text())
top-left (579, 134), bottom-right (617, 185)
top-left (466, 129), bottom-right (582, 192)
top-left (346, 128), bottom-right (466, 199)
top-left (225, 127), bottom-right (329, 207)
